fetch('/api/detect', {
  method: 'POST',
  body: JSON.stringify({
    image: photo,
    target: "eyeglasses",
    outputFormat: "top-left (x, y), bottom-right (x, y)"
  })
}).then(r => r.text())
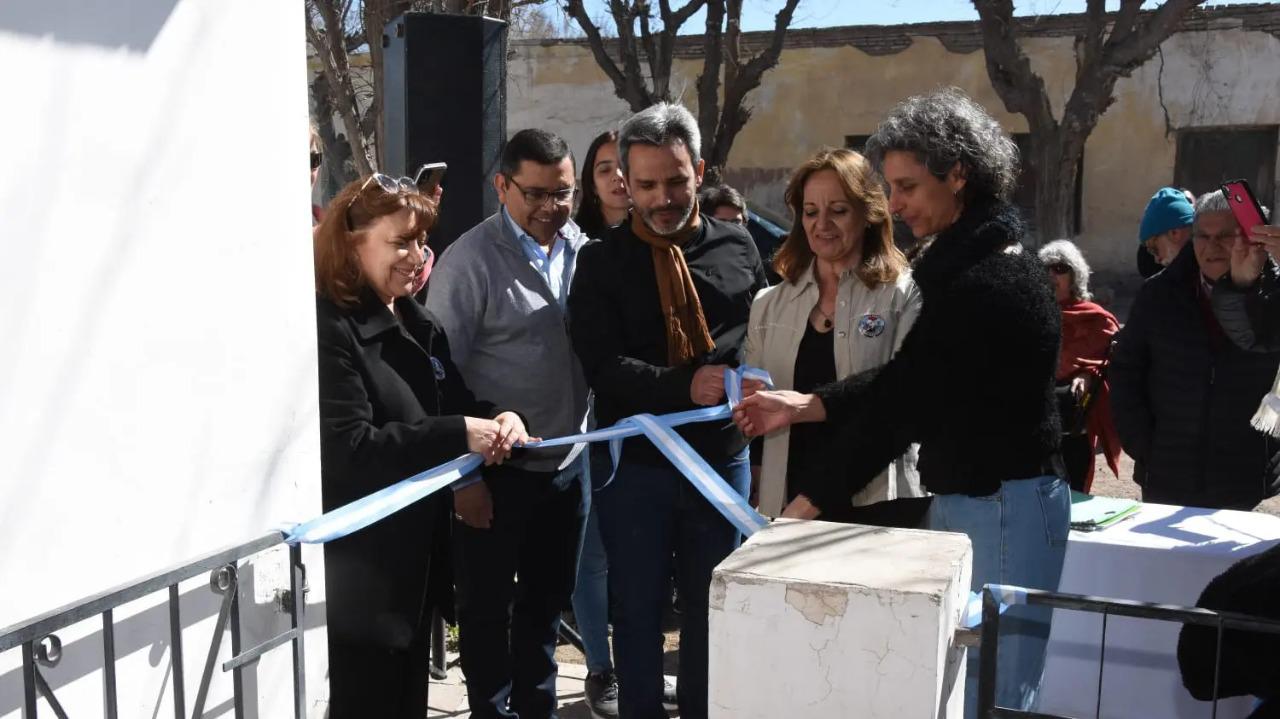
top-left (310, 151), bottom-right (323, 170)
top-left (344, 173), bottom-right (422, 232)
top-left (1194, 230), bottom-right (1240, 245)
top-left (505, 176), bottom-right (577, 207)
top-left (1046, 263), bottom-right (1071, 275)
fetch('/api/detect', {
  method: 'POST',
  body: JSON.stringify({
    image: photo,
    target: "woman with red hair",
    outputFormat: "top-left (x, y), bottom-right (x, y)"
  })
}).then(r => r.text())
top-left (314, 173), bottom-right (531, 717)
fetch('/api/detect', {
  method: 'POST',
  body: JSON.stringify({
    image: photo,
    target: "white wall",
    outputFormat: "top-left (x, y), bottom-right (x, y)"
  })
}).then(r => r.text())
top-left (0, 1), bottom-right (328, 716)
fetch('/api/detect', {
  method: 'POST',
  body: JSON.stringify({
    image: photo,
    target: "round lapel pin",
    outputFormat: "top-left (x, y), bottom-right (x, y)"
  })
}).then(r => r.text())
top-left (857, 314), bottom-right (886, 338)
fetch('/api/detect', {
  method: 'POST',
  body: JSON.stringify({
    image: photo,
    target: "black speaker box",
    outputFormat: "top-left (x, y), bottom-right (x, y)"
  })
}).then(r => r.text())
top-left (383, 13), bottom-right (507, 254)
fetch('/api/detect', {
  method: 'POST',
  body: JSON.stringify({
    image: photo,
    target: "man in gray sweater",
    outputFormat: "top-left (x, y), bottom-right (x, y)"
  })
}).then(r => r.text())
top-left (426, 129), bottom-right (592, 719)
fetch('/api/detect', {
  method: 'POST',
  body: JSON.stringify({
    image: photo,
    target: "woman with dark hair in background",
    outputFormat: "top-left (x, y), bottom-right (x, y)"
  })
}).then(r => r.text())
top-left (575, 129), bottom-right (631, 240)
top-left (570, 128), bottom-right (633, 717)
top-left (733, 88), bottom-right (1068, 717)
top-left (314, 173), bottom-right (530, 718)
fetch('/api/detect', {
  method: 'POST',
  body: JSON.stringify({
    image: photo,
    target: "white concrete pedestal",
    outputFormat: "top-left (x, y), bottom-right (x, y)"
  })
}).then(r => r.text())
top-left (708, 519), bottom-right (972, 718)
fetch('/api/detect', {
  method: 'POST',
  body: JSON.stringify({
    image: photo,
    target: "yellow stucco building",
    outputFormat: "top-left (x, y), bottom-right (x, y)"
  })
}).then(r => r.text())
top-left (507, 4), bottom-right (1280, 288)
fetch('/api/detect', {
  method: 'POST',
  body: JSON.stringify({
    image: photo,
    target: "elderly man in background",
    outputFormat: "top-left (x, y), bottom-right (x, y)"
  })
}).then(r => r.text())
top-left (1111, 190), bottom-right (1280, 510)
top-left (1136, 186), bottom-right (1196, 279)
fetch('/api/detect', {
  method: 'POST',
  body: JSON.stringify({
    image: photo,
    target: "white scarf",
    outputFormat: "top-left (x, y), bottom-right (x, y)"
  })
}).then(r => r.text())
top-left (1253, 387), bottom-right (1280, 437)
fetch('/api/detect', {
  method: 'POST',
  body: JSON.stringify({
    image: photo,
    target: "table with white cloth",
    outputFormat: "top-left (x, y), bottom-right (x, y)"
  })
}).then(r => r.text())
top-left (1037, 502), bottom-right (1280, 719)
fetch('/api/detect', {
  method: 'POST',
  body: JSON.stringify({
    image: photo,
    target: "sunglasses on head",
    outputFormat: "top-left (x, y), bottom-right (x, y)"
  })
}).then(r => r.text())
top-left (1046, 262), bottom-right (1071, 275)
top-left (310, 151), bottom-right (323, 170)
top-left (344, 169), bottom-right (435, 232)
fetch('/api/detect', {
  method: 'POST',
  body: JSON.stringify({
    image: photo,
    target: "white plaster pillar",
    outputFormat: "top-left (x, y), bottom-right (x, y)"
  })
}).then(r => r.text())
top-left (709, 519), bottom-right (972, 718)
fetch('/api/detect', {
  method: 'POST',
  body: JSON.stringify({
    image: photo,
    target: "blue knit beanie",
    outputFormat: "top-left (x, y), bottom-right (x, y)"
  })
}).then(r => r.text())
top-left (1138, 187), bottom-right (1195, 243)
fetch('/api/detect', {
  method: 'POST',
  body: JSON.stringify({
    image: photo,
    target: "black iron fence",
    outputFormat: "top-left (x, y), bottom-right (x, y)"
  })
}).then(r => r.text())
top-left (0, 531), bottom-right (307, 719)
top-left (977, 585), bottom-right (1280, 719)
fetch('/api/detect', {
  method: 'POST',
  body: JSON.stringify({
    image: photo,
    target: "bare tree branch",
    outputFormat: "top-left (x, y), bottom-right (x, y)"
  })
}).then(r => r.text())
top-left (973, 0), bottom-right (1205, 240)
top-left (695, 0), bottom-right (725, 158)
top-left (308, 0), bottom-right (374, 175)
top-left (703, 0), bottom-right (799, 179)
top-left (564, 0), bottom-right (647, 109)
top-left (566, 0), bottom-right (792, 183)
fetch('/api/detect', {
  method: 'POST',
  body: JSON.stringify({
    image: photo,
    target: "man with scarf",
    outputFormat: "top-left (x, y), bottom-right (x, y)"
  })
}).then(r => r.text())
top-left (568, 102), bottom-right (768, 719)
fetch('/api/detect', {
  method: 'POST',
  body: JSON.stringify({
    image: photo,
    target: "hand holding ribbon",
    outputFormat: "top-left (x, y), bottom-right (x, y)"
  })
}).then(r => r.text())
top-left (285, 365), bottom-right (774, 545)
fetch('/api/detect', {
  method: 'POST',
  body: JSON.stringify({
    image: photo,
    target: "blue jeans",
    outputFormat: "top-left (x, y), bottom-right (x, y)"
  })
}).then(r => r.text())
top-left (595, 448), bottom-right (751, 719)
top-left (927, 475), bottom-right (1070, 718)
top-left (570, 451), bottom-right (613, 674)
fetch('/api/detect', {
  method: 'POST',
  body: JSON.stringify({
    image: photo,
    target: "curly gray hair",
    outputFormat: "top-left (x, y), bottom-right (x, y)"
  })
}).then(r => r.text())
top-left (864, 87), bottom-right (1020, 204)
top-left (1038, 239), bottom-right (1092, 303)
top-left (618, 102), bottom-right (701, 178)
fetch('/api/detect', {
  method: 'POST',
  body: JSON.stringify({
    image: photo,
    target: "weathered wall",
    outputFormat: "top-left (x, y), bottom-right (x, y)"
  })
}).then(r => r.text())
top-left (507, 10), bottom-right (1280, 295)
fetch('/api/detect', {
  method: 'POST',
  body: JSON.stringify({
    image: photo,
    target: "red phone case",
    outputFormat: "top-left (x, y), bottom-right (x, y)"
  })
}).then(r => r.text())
top-left (1222, 179), bottom-right (1266, 238)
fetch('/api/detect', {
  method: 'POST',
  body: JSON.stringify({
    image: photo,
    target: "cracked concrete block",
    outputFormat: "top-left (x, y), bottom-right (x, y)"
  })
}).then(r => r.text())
top-left (709, 519), bottom-right (972, 718)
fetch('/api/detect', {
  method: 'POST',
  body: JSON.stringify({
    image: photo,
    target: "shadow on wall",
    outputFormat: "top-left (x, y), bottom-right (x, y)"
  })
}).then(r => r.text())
top-left (0, 561), bottom-right (327, 718)
top-left (0, 0), bottom-right (179, 53)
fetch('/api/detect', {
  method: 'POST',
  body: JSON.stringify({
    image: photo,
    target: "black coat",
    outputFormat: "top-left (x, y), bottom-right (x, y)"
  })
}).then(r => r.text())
top-left (1110, 242), bottom-right (1280, 509)
top-left (568, 214), bottom-right (768, 467)
top-left (1177, 542), bottom-right (1280, 708)
top-left (1212, 260), bottom-right (1280, 353)
top-left (810, 200), bottom-right (1062, 507)
top-left (316, 291), bottom-right (495, 648)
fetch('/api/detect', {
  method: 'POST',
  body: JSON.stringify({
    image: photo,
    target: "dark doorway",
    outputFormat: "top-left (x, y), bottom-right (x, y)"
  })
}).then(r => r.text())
top-left (1175, 126), bottom-right (1278, 205)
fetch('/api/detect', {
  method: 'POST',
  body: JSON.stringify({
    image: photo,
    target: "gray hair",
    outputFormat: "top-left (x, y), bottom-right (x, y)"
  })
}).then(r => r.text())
top-left (1038, 239), bottom-right (1092, 303)
top-left (618, 102), bottom-right (702, 178)
top-left (864, 87), bottom-right (1020, 204)
top-left (1194, 189), bottom-right (1271, 232)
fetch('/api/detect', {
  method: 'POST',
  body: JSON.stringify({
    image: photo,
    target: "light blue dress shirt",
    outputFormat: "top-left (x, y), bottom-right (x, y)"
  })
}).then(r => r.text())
top-left (503, 207), bottom-right (576, 312)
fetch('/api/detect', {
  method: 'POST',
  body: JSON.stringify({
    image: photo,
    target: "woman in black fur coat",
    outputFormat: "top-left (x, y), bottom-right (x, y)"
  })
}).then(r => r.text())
top-left (734, 88), bottom-right (1068, 717)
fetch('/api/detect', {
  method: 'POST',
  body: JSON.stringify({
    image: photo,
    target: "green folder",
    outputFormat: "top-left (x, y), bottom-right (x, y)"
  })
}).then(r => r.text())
top-left (1070, 491), bottom-right (1141, 531)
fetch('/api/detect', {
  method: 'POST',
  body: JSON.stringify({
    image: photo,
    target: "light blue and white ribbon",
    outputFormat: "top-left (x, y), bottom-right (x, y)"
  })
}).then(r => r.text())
top-left (286, 453), bottom-right (484, 544)
top-left (285, 366), bottom-right (773, 545)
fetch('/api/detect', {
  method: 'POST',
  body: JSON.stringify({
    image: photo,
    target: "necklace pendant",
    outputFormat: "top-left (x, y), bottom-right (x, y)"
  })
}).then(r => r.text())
top-left (823, 318), bottom-right (832, 329)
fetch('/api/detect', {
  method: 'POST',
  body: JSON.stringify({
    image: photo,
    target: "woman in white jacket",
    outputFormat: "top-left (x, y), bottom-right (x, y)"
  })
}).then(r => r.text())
top-left (746, 147), bottom-right (925, 523)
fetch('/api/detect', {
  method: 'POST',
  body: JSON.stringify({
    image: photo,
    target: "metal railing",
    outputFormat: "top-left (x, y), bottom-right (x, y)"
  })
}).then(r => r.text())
top-left (0, 532), bottom-right (306, 719)
top-left (977, 585), bottom-right (1280, 719)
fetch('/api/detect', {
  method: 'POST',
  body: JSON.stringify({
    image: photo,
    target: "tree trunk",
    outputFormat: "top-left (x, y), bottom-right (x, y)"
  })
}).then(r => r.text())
top-left (311, 0), bottom-right (374, 176)
top-left (1029, 131), bottom-right (1074, 243)
top-left (311, 73), bottom-right (357, 195)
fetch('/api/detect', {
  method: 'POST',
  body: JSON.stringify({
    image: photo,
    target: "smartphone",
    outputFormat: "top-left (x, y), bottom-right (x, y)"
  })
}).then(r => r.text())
top-left (1221, 178), bottom-right (1267, 241)
top-left (414, 162), bottom-right (448, 195)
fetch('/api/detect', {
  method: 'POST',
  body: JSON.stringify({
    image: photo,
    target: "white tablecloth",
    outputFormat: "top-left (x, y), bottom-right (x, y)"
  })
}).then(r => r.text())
top-left (1038, 502), bottom-right (1280, 719)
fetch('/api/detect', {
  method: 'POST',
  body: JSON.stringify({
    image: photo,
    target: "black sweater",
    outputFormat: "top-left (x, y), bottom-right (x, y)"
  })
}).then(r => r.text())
top-left (1177, 542), bottom-right (1280, 706)
top-left (1111, 242), bottom-right (1280, 509)
top-left (568, 214), bottom-right (768, 467)
top-left (809, 200), bottom-right (1062, 507)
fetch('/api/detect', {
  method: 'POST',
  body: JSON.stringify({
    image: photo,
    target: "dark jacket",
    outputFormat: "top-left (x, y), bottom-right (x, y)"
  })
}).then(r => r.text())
top-left (1110, 242), bottom-right (1280, 509)
top-left (568, 214), bottom-right (768, 468)
top-left (316, 290), bottom-right (496, 648)
top-left (810, 200), bottom-right (1062, 508)
top-left (1177, 542), bottom-right (1280, 708)
top-left (1137, 243), bottom-right (1162, 279)
top-left (1212, 261), bottom-right (1280, 353)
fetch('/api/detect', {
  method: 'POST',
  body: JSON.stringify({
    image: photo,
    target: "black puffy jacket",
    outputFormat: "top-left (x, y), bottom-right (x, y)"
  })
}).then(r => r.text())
top-left (1110, 243), bottom-right (1280, 509)
top-left (812, 200), bottom-right (1063, 504)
